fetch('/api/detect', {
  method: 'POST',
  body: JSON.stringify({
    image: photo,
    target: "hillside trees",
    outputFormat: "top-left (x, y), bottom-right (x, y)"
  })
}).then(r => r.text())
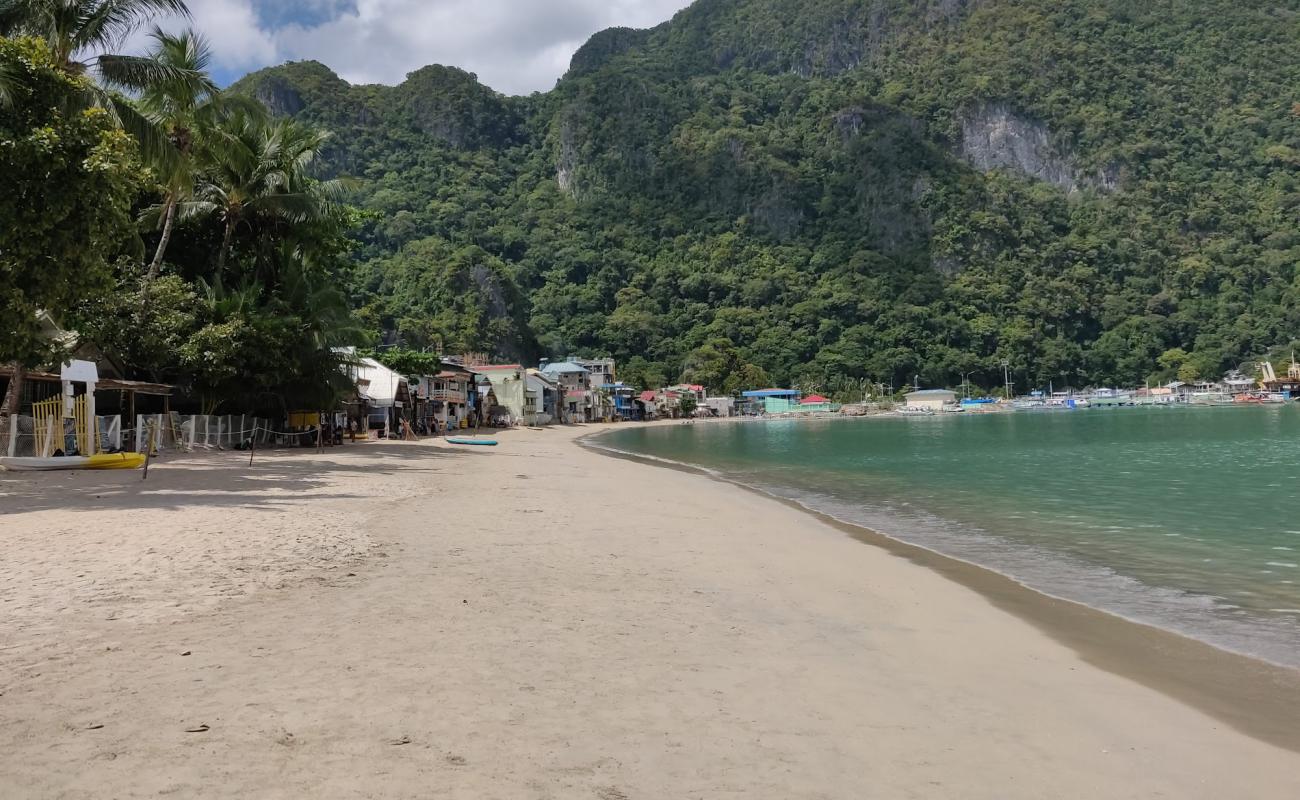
top-left (229, 0), bottom-right (1300, 395)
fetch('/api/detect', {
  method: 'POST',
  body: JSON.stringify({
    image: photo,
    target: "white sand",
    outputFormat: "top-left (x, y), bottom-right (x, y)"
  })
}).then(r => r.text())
top-left (0, 425), bottom-right (1296, 798)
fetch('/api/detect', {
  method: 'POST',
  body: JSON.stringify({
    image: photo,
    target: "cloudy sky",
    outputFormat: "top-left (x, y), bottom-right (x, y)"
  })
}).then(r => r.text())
top-left (149, 0), bottom-right (694, 94)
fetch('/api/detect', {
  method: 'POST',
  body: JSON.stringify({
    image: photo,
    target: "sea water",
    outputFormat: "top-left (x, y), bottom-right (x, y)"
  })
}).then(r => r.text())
top-left (601, 407), bottom-right (1300, 667)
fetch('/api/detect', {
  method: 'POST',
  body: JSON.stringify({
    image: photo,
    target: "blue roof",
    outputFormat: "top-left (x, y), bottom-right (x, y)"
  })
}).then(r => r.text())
top-left (742, 389), bottom-right (800, 398)
top-left (540, 361), bottom-right (589, 375)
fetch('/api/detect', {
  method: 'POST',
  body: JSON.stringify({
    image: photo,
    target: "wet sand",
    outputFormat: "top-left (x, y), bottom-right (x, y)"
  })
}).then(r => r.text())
top-left (0, 424), bottom-right (1297, 798)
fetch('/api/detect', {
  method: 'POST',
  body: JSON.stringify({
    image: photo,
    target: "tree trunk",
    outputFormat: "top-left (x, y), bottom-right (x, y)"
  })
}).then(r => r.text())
top-left (146, 194), bottom-right (177, 281)
top-left (217, 215), bottom-right (235, 273)
top-left (2, 362), bottom-right (24, 457)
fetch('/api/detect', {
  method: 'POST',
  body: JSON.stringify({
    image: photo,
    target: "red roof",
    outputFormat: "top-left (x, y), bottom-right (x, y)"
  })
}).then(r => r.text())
top-left (639, 391), bottom-right (657, 402)
top-left (801, 394), bottom-right (830, 404)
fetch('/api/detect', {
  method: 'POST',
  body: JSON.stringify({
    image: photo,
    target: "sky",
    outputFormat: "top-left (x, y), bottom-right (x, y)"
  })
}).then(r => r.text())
top-left (143, 0), bottom-right (695, 94)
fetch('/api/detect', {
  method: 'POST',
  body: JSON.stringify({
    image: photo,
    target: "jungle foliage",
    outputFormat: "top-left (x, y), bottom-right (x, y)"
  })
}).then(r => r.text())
top-left (233, 0), bottom-right (1300, 395)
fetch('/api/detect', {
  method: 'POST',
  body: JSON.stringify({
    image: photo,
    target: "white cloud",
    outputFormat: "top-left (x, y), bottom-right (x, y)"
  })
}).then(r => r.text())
top-left (190, 0), bottom-right (277, 67)
top-left (172, 0), bottom-right (693, 93)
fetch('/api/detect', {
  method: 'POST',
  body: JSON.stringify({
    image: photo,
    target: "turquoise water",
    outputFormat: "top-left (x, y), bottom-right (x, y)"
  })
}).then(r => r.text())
top-left (600, 407), bottom-right (1300, 666)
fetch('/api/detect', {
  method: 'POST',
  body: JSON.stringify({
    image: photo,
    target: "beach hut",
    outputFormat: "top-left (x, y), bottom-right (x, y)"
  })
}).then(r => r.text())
top-left (799, 394), bottom-right (833, 413)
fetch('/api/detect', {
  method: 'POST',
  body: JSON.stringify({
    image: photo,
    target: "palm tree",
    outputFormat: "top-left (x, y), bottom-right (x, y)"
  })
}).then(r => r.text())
top-left (180, 112), bottom-right (349, 273)
top-left (0, 0), bottom-right (197, 160)
top-left (134, 26), bottom-right (252, 279)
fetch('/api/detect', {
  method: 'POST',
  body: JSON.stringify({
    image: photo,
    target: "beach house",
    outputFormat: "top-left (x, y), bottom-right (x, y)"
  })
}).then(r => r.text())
top-left (576, 358), bottom-right (616, 388)
top-left (353, 357), bottom-right (412, 435)
top-left (540, 361), bottom-right (592, 422)
top-left (903, 389), bottom-right (957, 411)
top-left (741, 388), bottom-right (801, 415)
top-left (798, 394), bottom-right (834, 413)
top-left (605, 382), bottom-right (640, 420)
top-left (411, 364), bottom-right (473, 432)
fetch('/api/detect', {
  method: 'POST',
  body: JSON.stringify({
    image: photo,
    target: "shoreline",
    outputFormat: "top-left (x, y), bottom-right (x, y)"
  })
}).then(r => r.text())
top-left (581, 423), bottom-right (1300, 753)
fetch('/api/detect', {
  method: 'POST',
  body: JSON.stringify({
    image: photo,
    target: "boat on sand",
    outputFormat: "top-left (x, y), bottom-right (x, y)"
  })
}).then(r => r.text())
top-left (0, 452), bottom-right (146, 471)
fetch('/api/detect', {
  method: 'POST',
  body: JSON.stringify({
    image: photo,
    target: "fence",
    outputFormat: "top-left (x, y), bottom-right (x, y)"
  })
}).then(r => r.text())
top-left (3, 412), bottom-right (311, 457)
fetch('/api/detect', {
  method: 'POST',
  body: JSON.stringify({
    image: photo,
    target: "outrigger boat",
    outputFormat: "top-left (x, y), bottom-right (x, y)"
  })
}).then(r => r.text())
top-left (0, 452), bottom-right (146, 471)
top-left (446, 437), bottom-right (498, 447)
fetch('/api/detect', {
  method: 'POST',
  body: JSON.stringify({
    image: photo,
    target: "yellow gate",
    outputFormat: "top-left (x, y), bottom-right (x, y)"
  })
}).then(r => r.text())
top-left (71, 394), bottom-right (96, 456)
top-left (31, 396), bottom-right (62, 457)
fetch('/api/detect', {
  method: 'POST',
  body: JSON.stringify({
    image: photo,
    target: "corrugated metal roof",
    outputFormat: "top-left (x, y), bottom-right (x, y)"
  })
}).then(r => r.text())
top-left (540, 361), bottom-right (589, 375)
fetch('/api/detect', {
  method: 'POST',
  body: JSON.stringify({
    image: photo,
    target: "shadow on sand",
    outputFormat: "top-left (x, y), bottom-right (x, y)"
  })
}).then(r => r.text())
top-left (0, 442), bottom-right (471, 516)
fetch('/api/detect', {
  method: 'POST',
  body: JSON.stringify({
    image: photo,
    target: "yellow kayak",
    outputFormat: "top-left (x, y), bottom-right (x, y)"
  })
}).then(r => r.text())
top-left (86, 453), bottom-right (147, 470)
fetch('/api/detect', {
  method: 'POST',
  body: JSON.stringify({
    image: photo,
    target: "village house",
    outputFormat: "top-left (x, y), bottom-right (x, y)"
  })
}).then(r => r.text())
top-left (704, 396), bottom-right (736, 417)
top-left (797, 394), bottom-right (834, 413)
top-left (637, 390), bottom-right (660, 420)
top-left (540, 361), bottom-right (592, 422)
top-left (741, 388), bottom-right (801, 415)
top-left (353, 357), bottom-right (413, 435)
top-left (411, 362), bottom-right (474, 433)
top-left (524, 369), bottom-right (559, 426)
top-left (576, 357), bottom-right (616, 388)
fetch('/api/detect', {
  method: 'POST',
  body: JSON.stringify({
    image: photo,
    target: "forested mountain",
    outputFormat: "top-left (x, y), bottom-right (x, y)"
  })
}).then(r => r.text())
top-left (233, 0), bottom-right (1300, 394)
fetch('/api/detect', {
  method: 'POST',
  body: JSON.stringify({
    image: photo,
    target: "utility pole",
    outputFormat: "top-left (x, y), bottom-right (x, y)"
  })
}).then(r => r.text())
top-left (1001, 359), bottom-right (1012, 400)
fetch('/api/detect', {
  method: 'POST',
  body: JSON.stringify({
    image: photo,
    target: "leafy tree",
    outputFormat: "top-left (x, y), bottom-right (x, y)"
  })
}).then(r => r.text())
top-left (0, 37), bottom-right (139, 365)
top-left (0, 36), bottom-right (137, 444)
top-left (363, 347), bottom-right (440, 377)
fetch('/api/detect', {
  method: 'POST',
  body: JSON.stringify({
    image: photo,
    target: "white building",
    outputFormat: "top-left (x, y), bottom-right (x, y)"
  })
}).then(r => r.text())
top-left (903, 389), bottom-right (957, 411)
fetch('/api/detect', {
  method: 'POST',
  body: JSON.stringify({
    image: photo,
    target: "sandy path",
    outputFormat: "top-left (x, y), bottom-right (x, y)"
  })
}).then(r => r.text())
top-left (0, 426), bottom-right (1297, 798)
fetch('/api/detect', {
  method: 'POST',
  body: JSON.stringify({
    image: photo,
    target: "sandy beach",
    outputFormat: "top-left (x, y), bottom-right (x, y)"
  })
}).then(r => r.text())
top-left (1, 423), bottom-right (1297, 798)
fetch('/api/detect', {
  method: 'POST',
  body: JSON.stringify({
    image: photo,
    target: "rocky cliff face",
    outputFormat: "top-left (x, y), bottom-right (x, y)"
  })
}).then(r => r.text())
top-left (390, 66), bottom-right (522, 150)
top-left (566, 27), bottom-right (652, 79)
top-left (959, 103), bottom-right (1117, 193)
top-left (251, 75), bottom-right (306, 117)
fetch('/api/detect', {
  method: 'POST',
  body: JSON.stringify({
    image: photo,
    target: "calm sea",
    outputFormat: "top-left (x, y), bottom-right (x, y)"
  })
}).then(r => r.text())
top-left (599, 407), bottom-right (1300, 667)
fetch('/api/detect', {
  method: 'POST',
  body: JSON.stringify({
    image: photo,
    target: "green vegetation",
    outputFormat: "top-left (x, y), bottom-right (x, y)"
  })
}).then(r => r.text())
top-left (234, 0), bottom-right (1300, 394)
top-left (1, 1), bottom-right (364, 416)
top-left (5, 0), bottom-right (1299, 409)
top-left (0, 35), bottom-right (140, 367)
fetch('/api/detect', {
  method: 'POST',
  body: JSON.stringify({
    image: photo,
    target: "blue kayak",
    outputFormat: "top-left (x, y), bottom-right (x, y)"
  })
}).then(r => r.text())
top-left (447, 437), bottom-right (498, 447)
